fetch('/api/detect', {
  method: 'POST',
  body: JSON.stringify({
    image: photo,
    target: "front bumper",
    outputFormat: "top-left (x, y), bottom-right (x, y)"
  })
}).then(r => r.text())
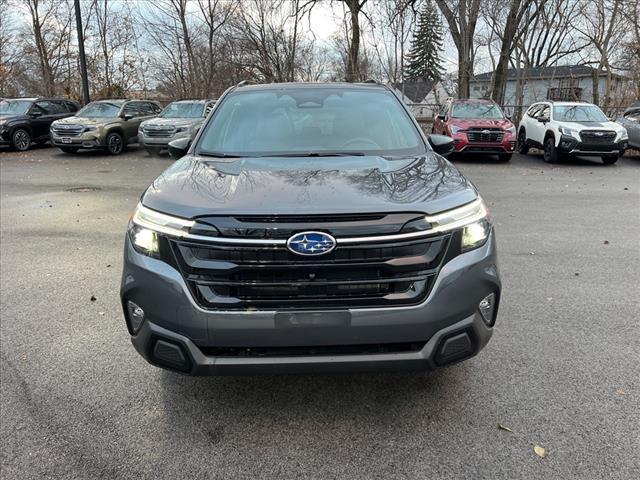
top-left (557, 134), bottom-right (628, 156)
top-left (453, 133), bottom-right (516, 154)
top-left (139, 130), bottom-right (192, 148)
top-left (51, 132), bottom-right (105, 149)
top-left (121, 231), bottom-right (501, 375)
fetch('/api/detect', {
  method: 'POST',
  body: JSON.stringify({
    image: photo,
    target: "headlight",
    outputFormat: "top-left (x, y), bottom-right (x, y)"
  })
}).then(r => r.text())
top-left (129, 223), bottom-right (160, 257)
top-left (505, 125), bottom-right (516, 134)
top-left (129, 204), bottom-right (195, 256)
top-left (83, 126), bottom-right (97, 132)
top-left (619, 129), bottom-right (628, 140)
top-left (450, 125), bottom-right (464, 134)
top-left (558, 126), bottom-right (578, 138)
top-left (461, 219), bottom-right (490, 251)
top-left (425, 197), bottom-right (490, 251)
top-left (175, 127), bottom-right (187, 133)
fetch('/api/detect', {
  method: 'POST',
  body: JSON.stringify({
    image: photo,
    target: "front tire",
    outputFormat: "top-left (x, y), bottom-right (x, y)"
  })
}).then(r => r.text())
top-left (11, 128), bottom-right (31, 151)
top-left (106, 132), bottom-right (124, 155)
top-left (543, 136), bottom-right (559, 163)
top-left (517, 130), bottom-right (529, 154)
top-left (602, 153), bottom-right (618, 164)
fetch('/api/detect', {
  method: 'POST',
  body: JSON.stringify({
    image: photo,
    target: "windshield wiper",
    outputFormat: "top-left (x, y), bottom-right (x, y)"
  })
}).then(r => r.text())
top-left (197, 151), bottom-right (243, 158)
top-left (259, 151), bottom-right (366, 157)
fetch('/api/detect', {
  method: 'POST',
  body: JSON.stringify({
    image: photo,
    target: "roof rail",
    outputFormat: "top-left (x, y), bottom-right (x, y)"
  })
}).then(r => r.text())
top-left (236, 80), bottom-right (253, 87)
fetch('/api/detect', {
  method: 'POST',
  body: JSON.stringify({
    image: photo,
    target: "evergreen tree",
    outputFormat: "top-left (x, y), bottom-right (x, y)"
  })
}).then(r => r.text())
top-left (404, 1), bottom-right (445, 82)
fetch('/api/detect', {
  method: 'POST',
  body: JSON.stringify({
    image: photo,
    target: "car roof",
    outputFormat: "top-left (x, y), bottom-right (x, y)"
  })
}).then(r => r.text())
top-left (233, 82), bottom-right (388, 92)
top-left (3, 97), bottom-right (76, 102)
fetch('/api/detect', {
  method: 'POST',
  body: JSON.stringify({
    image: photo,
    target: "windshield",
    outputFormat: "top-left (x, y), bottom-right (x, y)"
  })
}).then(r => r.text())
top-left (197, 88), bottom-right (424, 157)
top-left (160, 102), bottom-right (204, 118)
top-left (451, 103), bottom-right (504, 119)
top-left (0, 100), bottom-right (33, 115)
top-left (77, 102), bottom-right (121, 118)
top-left (553, 105), bottom-right (608, 122)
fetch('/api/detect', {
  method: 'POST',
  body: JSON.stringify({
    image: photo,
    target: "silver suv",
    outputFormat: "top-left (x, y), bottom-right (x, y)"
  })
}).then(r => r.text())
top-left (138, 99), bottom-right (216, 155)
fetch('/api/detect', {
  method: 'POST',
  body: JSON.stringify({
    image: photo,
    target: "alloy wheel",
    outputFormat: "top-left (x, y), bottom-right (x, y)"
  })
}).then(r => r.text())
top-left (13, 129), bottom-right (30, 151)
top-left (107, 134), bottom-right (123, 154)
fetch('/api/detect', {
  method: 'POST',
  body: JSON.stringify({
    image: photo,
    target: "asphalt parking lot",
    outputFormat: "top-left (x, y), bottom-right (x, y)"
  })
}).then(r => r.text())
top-left (1, 145), bottom-right (639, 479)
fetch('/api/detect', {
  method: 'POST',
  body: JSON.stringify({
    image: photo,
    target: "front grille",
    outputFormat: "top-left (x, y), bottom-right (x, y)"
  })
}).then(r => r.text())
top-left (168, 228), bottom-right (451, 310)
top-left (466, 128), bottom-right (504, 143)
top-left (51, 125), bottom-right (84, 137)
top-left (199, 342), bottom-right (426, 357)
top-left (579, 130), bottom-right (616, 144)
top-left (142, 126), bottom-right (175, 138)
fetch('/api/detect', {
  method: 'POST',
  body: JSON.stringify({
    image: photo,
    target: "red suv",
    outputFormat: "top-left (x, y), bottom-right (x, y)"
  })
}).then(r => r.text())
top-left (433, 99), bottom-right (516, 161)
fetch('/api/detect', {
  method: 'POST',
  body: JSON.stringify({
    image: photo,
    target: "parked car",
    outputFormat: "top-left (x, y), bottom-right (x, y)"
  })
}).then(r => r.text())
top-left (432, 98), bottom-right (516, 162)
top-left (121, 82), bottom-right (501, 375)
top-left (0, 98), bottom-right (79, 151)
top-left (517, 101), bottom-right (628, 164)
top-left (138, 99), bottom-right (216, 155)
top-left (50, 99), bottom-right (161, 155)
top-left (616, 104), bottom-right (640, 150)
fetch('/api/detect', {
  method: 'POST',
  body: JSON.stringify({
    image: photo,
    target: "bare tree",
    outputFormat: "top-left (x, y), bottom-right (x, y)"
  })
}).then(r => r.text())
top-left (435, 0), bottom-right (481, 99)
top-left (575, 0), bottom-right (628, 105)
top-left (19, 0), bottom-right (74, 96)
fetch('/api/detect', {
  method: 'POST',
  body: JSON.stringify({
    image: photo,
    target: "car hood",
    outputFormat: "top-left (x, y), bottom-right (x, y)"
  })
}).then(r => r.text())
top-left (141, 154), bottom-right (478, 217)
top-left (558, 120), bottom-right (624, 132)
top-left (451, 118), bottom-right (513, 130)
top-left (141, 118), bottom-right (201, 128)
top-left (0, 114), bottom-right (27, 123)
top-left (54, 116), bottom-right (115, 126)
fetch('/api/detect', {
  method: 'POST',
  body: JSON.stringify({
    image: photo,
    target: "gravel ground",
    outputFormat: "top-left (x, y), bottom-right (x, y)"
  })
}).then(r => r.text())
top-left (1, 145), bottom-right (639, 480)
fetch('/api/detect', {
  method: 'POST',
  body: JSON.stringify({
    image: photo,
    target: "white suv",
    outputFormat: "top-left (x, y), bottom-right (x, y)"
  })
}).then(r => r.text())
top-left (517, 101), bottom-right (628, 164)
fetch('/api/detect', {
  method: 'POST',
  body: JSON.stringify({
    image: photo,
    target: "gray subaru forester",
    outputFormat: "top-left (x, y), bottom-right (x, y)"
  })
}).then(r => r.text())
top-left (121, 82), bottom-right (501, 375)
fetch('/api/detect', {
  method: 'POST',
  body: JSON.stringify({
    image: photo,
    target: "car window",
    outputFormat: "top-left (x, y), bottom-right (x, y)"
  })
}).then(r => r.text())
top-left (553, 104), bottom-right (607, 122)
top-left (451, 103), bottom-right (504, 119)
top-left (64, 101), bottom-right (79, 113)
top-left (46, 101), bottom-right (67, 114)
top-left (123, 102), bottom-right (144, 117)
top-left (198, 88), bottom-right (425, 157)
top-left (538, 105), bottom-right (550, 119)
top-left (34, 101), bottom-right (54, 115)
top-left (527, 104), bottom-right (541, 118)
top-left (141, 102), bottom-right (160, 115)
top-left (160, 102), bottom-right (205, 118)
top-left (0, 99), bottom-right (33, 115)
top-left (77, 102), bottom-right (121, 118)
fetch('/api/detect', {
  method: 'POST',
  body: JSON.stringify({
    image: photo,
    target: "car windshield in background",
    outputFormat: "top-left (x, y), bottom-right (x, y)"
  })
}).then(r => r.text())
top-left (160, 102), bottom-right (204, 118)
top-left (554, 105), bottom-right (608, 122)
top-left (0, 100), bottom-right (32, 115)
top-left (77, 102), bottom-right (121, 118)
top-left (197, 88), bottom-right (424, 157)
top-left (452, 103), bottom-right (504, 119)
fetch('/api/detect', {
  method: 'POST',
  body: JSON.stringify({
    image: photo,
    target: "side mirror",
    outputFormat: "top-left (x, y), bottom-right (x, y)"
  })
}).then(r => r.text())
top-left (537, 116), bottom-right (549, 123)
top-left (428, 134), bottom-right (455, 157)
top-left (505, 114), bottom-right (512, 120)
top-left (436, 114), bottom-right (446, 121)
top-left (29, 110), bottom-right (43, 118)
top-left (168, 137), bottom-right (191, 159)
top-left (122, 113), bottom-right (134, 121)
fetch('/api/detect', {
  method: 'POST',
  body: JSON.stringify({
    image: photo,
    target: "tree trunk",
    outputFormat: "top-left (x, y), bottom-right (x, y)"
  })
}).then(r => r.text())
top-left (491, 0), bottom-right (523, 105)
top-left (345, 0), bottom-right (362, 82)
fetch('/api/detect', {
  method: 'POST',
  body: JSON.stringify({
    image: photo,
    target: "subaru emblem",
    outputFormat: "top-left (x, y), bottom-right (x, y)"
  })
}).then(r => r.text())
top-left (287, 231), bottom-right (336, 256)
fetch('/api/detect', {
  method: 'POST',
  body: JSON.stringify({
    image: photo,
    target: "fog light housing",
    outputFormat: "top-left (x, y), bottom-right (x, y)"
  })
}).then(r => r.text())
top-left (127, 300), bottom-right (145, 334)
top-left (478, 293), bottom-right (497, 326)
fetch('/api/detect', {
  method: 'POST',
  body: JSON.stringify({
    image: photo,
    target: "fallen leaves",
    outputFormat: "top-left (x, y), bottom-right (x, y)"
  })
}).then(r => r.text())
top-left (533, 445), bottom-right (547, 458)
top-left (498, 423), bottom-right (513, 433)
